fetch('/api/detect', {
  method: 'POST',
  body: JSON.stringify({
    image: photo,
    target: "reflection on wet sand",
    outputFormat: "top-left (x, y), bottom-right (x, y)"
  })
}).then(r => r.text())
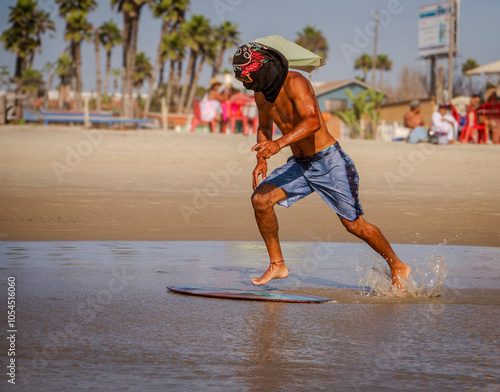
top-left (1, 241), bottom-right (499, 391)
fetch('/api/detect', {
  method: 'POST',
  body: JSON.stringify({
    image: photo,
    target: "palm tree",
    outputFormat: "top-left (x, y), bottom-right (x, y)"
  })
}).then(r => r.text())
top-left (160, 31), bottom-right (186, 111)
top-left (133, 51), bottom-right (153, 106)
top-left (63, 10), bottom-right (94, 110)
top-left (56, 0), bottom-right (96, 110)
top-left (144, 0), bottom-right (188, 114)
top-left (295, 25), bottom-right (329, 60)
top-left (111, 68), bottom-right (120, 95)
top-left (337, 88), bottom-right (383, 139)
top-left (20, 66), bottom-right (44, 105)
top-left (354, 53), bottom-right (372, 82)
top-left (187, 30), bottom-right (218, 112)
top-left (42, 61), bottom-right (57, 108)
top-left (1, 0), bottom-right (55, 79)
top-left (462, 58), bottom-right (479, 95)
top-left (177, 14), bottom-right (211, 113)
top-left (0, 65), bottom-right (11, 90)
top-left (93, 27), bottom-right (102, 111)
top-left (212, 20), bottom-right (240, 77)
top-left (99, 20), bottom-right (121, 96)
top-left (111, 0), bottom-right (149, 117)
top-left (30, 7), bottom-right (56, 68)
top-left (56, 52), bottom-right (73, 108)
top-left (376, 53), bottom-right (393, 90)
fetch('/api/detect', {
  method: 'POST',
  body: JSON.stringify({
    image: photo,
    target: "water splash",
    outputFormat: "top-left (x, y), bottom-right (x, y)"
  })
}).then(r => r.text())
top-left (357, 251), bottom-right (448, 298)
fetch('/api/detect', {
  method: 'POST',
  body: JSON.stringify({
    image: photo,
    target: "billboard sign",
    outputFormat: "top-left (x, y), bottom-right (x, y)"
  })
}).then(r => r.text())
top-left (418, 1), bottom-right (459, 58)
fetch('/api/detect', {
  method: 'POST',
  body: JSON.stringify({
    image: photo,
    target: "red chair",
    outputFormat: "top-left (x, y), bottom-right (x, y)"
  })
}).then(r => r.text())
top-left (190, 99), bottom-right (226, 133)
top-left (459, 108), bottom-right (487, 143)
top-left (227, 94), bottom-right (253, 134)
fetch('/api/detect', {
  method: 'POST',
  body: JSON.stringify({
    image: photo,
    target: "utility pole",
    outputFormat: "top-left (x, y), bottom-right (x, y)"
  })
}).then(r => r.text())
top-left (371, 11), bottom-right (379, 88)
top-left (447, 0), bottom-right (456, 102)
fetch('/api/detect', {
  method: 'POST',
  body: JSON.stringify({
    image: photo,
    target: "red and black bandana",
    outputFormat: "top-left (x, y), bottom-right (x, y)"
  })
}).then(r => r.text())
top-left (232, 42), bottom-right (288, 103)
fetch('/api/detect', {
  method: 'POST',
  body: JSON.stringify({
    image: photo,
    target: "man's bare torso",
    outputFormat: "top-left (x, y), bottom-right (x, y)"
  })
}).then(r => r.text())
top-left (255, 71), bottom-right (335, 158)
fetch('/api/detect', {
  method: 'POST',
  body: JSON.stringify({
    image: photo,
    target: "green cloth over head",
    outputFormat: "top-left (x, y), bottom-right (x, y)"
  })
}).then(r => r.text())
top-left (254, 35), bottom-right (326, 73)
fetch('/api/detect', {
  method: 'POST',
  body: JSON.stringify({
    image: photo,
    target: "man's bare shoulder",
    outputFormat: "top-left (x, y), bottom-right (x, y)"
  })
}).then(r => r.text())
top-left (284, 71), bottom-right (314, 97)
top-left (285, 71), bottom-right (309, 87)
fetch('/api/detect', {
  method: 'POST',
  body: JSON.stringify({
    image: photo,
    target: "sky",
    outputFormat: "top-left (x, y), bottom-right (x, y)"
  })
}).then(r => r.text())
top-left (0, 0), bottom-right (498, 93)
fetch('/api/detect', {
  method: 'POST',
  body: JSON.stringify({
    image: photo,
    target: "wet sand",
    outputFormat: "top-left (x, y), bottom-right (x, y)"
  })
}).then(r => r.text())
top-left (2, 241), bottom-right (499, 391)
top-left (0, 124), bottom-right (499, 246)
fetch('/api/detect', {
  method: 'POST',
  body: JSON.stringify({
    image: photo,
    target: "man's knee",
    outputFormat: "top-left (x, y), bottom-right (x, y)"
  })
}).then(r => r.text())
top-left (251, 183), bottom-right (279, 212)
top-left (251, 191), bottom-right (273, 212)
top-left (342, 216), bottom-right (371, 237)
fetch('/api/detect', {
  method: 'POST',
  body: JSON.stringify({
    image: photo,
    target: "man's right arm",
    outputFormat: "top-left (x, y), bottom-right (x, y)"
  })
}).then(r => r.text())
top-left (252, 105), bottom-right (273, 189)
top-left (256, 105), bottom-right (273, 163)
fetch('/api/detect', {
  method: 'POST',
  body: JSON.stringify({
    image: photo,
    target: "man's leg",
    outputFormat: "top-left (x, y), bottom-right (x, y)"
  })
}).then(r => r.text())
top-left (251, 182), bottom-right (289, 285)
top-left (341, 215), bottom-right (411, 289)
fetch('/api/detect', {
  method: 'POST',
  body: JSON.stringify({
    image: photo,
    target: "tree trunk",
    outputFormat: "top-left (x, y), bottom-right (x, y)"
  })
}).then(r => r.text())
top-left (15, 55), bottom-right (24, 78)
top-left (157, 61), bottom-right (165, 97)
top-left (104, 51), bottom-right (111, 96)
top-left (379, 69), bottom-right (383, 90)
top-left (94, 30), bottom-right (102, 112)
top-left (121, 13), bottom-right (131, 117)
top-left (127, 16), bottom-right (139, 117)
top-left (70, 43), bottom-right (77, 110)
top-left (165, 58), bottom-right (176, 112)
top-left (177, 50), bottom-right (195, 113)
top-left (144, 20), bottom-right (168, 115)
top-left (172, 60), bottom-right (182, 108)
top-left (186, 55), bottom-right (205, 113)
top-left (75, 42), bottom-right (83, 111)
top-left (212, 44), bottom-right (226, 77)
top-left (45, 74), bottom-right (55, 109)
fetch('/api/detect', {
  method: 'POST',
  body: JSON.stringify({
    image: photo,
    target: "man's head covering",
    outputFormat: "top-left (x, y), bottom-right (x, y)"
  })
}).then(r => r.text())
top-left (232, 42), bottom-right (288, 103)
top-left (410, 100), bottom-right (421, 110)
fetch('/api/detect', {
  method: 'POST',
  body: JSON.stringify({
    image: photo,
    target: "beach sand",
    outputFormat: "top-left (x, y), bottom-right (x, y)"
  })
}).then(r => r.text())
top-left (1, 125), bottom-right (499, 391)
top-left (0, 124), bottom-right (498, 246)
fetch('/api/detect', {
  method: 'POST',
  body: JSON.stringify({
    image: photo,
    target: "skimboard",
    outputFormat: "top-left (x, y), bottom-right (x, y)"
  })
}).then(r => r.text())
top-left (167, 286), bottom-right (333, 303)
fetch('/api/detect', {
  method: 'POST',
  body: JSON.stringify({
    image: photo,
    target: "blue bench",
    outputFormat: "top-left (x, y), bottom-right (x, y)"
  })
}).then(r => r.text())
top-left (40, 109), bottom-right (113, 117)
top-left (24, 110), bottom-right (151, 129)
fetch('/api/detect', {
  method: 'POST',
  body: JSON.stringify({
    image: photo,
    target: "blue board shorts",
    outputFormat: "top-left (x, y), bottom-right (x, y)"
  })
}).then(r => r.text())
top-left (262, 142), bottom-right (364, 221)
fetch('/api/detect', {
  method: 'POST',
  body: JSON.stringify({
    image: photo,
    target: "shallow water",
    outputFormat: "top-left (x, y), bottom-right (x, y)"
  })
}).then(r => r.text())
top-left (1, 241), bottom-right (499, 391)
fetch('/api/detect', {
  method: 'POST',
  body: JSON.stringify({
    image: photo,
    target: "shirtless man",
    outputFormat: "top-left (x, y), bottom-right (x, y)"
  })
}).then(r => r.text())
top-left (232, 42), bottom-right (411, 289)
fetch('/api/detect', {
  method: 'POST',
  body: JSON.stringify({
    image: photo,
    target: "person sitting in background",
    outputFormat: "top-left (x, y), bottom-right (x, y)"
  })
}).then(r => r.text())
top-left (404, 100), bottom-right (428, 143)
top-left (431, 104), bottom-right (458, 144)
top-left (470, 94), bottom-right (482, 109)
top-left (200, 77), bottom-right (231, 125)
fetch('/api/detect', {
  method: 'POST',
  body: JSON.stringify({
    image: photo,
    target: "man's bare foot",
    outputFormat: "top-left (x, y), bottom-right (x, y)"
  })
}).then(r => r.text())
top-left (391, 263), bottom-right (412, 291)
top-left (252, 260), bottom-right (289, 285)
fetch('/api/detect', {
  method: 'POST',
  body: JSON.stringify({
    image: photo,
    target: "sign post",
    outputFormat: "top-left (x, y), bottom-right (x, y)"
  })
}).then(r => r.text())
top-left (419, 0), bottom-right (459, 102)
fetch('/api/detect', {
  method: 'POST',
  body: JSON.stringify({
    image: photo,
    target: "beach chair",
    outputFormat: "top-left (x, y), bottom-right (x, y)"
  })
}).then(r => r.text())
top-left (190, 99), bottom-right (226, 133)
top-left (459, 108), bottom-right (486, 143)
top-left (227, 95), bottom-right (251, 135)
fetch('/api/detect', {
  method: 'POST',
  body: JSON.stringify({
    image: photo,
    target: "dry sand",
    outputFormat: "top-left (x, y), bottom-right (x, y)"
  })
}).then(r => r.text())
top-left (0, 124), bottom-right (498, 246)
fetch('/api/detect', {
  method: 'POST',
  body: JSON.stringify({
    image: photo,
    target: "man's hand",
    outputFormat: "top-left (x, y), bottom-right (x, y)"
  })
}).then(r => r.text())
top-left (252, 160), bottom-right (268, 190)
top-left (251, 139), bottom-right (281, 160)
